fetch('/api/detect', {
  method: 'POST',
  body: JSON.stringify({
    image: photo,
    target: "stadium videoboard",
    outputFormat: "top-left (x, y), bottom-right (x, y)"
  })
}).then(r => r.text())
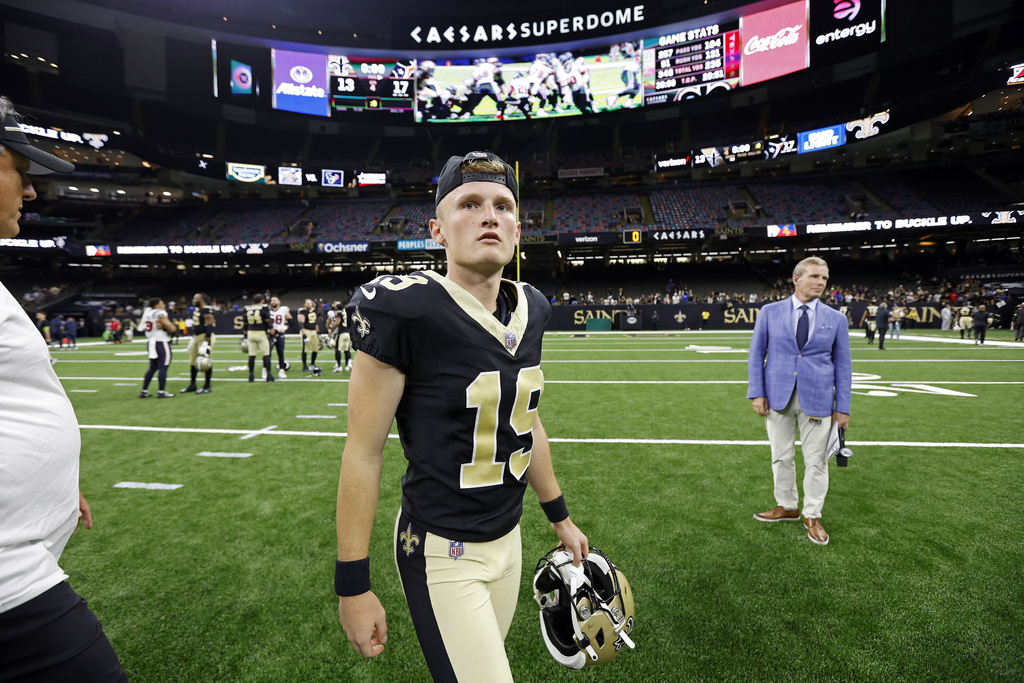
top-left (206, 0), bottom-right (886, 124)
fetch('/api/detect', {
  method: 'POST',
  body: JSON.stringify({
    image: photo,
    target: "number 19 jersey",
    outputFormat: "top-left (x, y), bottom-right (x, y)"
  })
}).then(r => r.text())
top-left (347, 270), bottom-right (550, 543)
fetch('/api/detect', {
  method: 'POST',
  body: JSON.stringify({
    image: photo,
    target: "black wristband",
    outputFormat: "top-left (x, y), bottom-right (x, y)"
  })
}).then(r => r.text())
top-left (334, 557), bottom-right (371, 597)
top-left (540, 495), bottom-right (570, 524)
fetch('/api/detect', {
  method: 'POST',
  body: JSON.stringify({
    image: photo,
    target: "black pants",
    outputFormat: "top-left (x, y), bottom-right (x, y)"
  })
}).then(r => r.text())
top-left (0, 582), bottom-right (127, 683)
top-left (974, 325), bottom-right (986, 344)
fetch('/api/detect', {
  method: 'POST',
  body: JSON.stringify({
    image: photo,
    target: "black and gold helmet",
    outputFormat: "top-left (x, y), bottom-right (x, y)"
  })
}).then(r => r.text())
top-left (533, 546), bottom-right (635, 669)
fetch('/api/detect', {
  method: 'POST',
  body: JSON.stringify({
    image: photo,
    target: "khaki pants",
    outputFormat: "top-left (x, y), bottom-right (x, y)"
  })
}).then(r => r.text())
top-left (393, 508), bottom-right (518, 683)
top-left (301, 329), bottom-right (320, 353)
top-left (187, 333), bottom-right (216, 367)
top-left (247, 330), bottom-right (270, 357)
top-left (765, 389), bottom-right (831, 519)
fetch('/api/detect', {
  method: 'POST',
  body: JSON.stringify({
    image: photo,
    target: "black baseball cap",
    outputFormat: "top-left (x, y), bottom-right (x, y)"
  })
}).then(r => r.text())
top-left (1, 111), bottom-right (74, 175)
top-left (435, 151), bottom-right (517, 207)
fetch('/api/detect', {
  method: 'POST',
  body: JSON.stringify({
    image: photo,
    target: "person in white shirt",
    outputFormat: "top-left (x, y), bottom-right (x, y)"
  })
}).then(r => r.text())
top-left (139, 298), bottom-right (177, 398)
top-left (0, 95), bottom-right (127, 681)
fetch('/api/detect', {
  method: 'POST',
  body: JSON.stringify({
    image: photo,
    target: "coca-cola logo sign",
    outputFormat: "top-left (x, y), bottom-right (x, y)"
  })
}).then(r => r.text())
top-left (740, 1), bottom-right (807, 87)
top-left (743, 26), bottom-right (802, 55)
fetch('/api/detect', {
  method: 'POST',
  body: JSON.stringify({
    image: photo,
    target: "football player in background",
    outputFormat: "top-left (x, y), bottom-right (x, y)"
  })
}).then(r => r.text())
top-left (459, 58), bottom-right (504, 119)
top-left (297, 298), bottom-right (321, 373)
top-left (336, 151), bottom-right (588, 682)
top-left (181, 292), bottom-right (215, 394)
top-left (326, 300), bottom-right (352, 372)
top-left (500, 71), bottom-right (534, 120)
top-left (243, 293), bottom-right (275, 383)
top-left (604, 51), bottom-right (641, 111)
top-left (565, 55), bottom-right (594, 114)
top-left (268, 295), bottom-right (292, 378)
top-left (139, 298), bottom-right (177, 398)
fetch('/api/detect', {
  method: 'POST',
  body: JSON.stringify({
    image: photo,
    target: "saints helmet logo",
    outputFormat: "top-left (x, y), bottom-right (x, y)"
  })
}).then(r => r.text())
top-left (400, 523), bottom-right (420, 557)
top-left (352, 304), bottom-right (371, 338)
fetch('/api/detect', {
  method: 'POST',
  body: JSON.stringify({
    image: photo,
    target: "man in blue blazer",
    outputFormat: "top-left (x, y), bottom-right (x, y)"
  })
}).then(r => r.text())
top-left (747, 257), bottom-right (852, 545)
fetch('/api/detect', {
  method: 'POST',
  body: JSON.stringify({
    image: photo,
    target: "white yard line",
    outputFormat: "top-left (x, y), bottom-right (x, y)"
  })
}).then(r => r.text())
top-left (78, 424), bottom-right (1024, 448)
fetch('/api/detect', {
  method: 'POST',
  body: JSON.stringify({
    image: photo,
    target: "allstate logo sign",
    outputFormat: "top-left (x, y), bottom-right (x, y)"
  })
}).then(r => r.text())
top-left (290, 65), bottom-right (313, 84)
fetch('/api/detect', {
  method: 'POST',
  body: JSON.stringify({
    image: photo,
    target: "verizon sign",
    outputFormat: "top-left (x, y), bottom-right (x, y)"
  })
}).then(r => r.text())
top-left (740, 1), bottom-right (808, 87)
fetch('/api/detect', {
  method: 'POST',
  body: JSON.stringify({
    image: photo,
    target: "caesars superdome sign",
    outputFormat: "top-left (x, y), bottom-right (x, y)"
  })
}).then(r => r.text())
top-left (395, 3), bottom-right (656, 50)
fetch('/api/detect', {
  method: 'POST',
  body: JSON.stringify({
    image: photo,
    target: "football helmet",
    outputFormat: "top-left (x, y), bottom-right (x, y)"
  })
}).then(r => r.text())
top-left (533, 547), bottom-right (635, 669)
top-left (197, 356), bottom-right (213, 372)
top-left (309, 364), bottom-right (322, 376)
top-left (239, 337), bottom-right (249, 353)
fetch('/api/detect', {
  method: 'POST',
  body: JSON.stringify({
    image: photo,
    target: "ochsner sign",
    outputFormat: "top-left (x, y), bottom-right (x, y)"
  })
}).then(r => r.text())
top-left (740, 1), bottom-right (808, 87)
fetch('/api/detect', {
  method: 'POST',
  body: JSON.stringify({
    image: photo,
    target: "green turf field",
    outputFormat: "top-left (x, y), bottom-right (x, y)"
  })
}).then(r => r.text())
top-left (53, 329), bottom-right (1023, 682)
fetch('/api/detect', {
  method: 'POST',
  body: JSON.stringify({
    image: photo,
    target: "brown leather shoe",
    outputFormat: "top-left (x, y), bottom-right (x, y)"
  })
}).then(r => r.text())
top-left (753, 505), bottom-right (801, 522)
top-left (803, 517), bottom-right (829, 545)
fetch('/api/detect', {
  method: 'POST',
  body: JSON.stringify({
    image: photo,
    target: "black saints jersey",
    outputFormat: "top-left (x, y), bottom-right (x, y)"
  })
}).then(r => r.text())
top-left (244, 304), bottom-right (271, 332)
top-left (302, 307), bottom-right (319, 330)
top-left (191, 306), bottom-right (213, 335)
top-left (347, 270), bottom-right (551, 543)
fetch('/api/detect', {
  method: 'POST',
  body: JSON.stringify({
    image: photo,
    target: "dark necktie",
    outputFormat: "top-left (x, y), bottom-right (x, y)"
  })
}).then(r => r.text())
top-left (797, 304), bottom-right (809, 350)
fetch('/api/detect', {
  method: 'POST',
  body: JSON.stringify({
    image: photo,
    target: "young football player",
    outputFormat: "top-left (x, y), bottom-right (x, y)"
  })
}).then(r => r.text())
top-left (336, 151), bottom-right (588, 682)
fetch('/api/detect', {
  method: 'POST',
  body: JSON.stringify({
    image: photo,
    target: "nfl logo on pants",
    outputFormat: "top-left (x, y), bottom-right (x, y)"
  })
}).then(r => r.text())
top-left (449, 540), bottom-right (464, 559)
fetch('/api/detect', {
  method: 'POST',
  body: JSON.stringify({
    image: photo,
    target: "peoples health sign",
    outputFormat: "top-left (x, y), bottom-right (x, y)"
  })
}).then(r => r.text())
top-left (272, 50), bottom-right (329, 117)
top-left (798, 124), bottom-right (846, 154)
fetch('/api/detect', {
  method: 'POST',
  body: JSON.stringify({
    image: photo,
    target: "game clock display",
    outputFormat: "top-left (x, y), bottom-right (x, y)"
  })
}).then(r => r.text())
top-left (621, 229), bottom-right (643, 244)
top-left (329, 56), bottom-right (415, 112)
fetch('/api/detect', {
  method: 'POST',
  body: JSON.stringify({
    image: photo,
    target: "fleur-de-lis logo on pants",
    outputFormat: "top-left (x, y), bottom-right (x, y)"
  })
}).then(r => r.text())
top-left (400, 523), bottom-right (420, 557)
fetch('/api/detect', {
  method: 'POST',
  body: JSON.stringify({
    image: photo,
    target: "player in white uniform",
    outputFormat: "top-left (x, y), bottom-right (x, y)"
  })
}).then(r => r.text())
top-left (501, 72), bottom-right (534, 119)
top-left (461, 59), bottom-right (503, 118)
top-left (269, 296), bottom-right (292, 378)
top-left (568, 56), bottom-right (593, 113)
top-left (139, 298), bottom-right (177, 398)
top-left (527, 54), bottom-right (557, 114)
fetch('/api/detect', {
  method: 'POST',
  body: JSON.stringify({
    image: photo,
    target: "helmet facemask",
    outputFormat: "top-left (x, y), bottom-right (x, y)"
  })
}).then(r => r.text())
top-left (533, 547), bottom-right (635, 669)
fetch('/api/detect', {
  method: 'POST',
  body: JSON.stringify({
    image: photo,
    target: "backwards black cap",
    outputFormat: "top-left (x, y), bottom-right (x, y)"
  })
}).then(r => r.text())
top-left (435, 151), bottom-right (517, 207)
top-left (0, 111), bottom-right (74, 175)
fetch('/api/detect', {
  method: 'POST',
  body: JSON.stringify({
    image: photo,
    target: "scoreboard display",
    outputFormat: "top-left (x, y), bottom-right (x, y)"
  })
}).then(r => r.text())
top-left (641, 22), bottom-right (740, 105)
top-left (329, 56), bottom-right (415, 113)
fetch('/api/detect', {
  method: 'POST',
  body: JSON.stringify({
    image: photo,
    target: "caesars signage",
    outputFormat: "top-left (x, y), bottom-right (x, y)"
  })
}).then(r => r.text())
top-left (398, 4), bottom-right (653, 49)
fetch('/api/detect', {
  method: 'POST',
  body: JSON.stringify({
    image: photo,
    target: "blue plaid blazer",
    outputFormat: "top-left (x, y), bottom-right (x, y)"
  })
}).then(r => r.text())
top-left (746, 299), bottom-right (852, 417)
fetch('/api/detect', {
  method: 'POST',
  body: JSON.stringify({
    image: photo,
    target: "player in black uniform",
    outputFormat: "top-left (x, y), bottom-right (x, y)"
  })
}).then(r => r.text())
top-left (243, 293), bottom-right (275, 383)
top-left (327, 300), bottom-right (352, 372)
top-left (297, 298), bottom-right (321, 373)
top-left (336, 152), bottom-right (588, 682)
top-left (181, 292), bottom-right (215, 394)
